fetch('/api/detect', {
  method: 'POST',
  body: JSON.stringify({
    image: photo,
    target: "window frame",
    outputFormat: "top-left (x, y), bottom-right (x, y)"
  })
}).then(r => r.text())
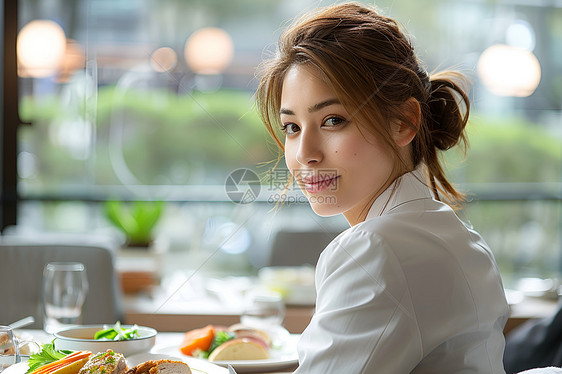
top-left (1, 0), bottom-right (20, 231)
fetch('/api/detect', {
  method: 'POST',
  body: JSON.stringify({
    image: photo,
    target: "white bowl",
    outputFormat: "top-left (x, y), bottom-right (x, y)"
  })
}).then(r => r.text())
top-left (54, 325), bottom-right (157, 357)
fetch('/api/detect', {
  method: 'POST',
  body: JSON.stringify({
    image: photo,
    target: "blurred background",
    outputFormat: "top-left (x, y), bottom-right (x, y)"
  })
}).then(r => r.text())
top-left (3, 0), bottom-right (562, 291)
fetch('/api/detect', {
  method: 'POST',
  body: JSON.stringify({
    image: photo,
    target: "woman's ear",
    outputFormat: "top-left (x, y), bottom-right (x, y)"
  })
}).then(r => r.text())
top-left (392, 97), bottom-right (421, 147)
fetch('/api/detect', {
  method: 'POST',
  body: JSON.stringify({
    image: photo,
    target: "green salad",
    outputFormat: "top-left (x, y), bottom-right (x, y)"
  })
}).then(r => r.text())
top-left (94, 321), bottom-right (140, 341)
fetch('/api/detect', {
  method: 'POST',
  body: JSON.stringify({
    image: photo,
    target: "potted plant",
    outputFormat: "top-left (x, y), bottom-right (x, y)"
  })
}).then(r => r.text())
top-left (103, 200), bottom-right (164, 248)
top-left (104, 200), bottom-right (166, 295)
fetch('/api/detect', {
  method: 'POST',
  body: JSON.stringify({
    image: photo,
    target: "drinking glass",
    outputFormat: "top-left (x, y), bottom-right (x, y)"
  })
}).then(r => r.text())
top-left (241, 290), bottom-right (285, 328)
top-left (42, 262), bottom-right (89, 334)
top-left (0, 326), bottom-right (20, 372)
top-left (240, 290), bottom-right (288, 348)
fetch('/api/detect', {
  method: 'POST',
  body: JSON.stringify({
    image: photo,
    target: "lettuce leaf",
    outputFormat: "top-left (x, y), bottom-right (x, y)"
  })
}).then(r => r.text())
top-left (25, 340), bottom-right (73, 374)
top-left (208, 331), bottom-right (235, 353)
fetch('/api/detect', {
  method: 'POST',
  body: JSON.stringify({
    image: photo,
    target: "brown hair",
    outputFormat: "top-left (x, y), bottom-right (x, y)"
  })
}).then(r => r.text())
top-left (256, 1), bottom-right (469, 208)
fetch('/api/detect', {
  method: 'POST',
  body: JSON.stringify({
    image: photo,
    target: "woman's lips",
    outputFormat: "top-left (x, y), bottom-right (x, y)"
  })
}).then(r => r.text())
top-left (303, 175), bottom-right (339, 193)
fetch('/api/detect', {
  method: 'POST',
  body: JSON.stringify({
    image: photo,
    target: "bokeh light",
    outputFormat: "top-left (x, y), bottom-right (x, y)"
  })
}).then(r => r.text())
top-left (17, 20), bottom-right (66, 78)
top-left (184, 27), bottom-right (234, 75)
top-left (150, 47), bottom-right (177, 72)
top-left (477, 44), bottom-right (541, 97)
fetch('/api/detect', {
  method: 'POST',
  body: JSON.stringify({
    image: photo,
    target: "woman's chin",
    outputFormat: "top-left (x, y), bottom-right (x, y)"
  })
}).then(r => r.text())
top-left (309, 202), bottom-right (342, 217)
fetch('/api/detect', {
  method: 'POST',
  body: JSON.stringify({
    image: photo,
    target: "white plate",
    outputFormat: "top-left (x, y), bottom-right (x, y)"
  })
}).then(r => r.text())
top-left (153, 334), bottom-right (299, 373)
top-left (2, 355), bottom-right (229, 374)
top-left (2, 362), bottom-right (30, 374)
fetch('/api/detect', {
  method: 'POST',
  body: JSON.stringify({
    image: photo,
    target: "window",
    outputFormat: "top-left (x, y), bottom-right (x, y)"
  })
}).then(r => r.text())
top-left (5, 0), bottom-right (562, 284)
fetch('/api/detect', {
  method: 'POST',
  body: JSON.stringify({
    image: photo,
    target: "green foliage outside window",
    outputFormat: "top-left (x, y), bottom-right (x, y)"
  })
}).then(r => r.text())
top-left (19, 87), bottom-right (273, 190)
top-left (19, 87), bottom-right (562, 190)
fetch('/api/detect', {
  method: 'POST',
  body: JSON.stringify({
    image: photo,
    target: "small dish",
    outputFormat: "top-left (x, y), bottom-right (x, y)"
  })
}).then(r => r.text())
top-left (54, 324), bottom-right (157, 357)
top-left (153, 334), bottom-right (300, 373)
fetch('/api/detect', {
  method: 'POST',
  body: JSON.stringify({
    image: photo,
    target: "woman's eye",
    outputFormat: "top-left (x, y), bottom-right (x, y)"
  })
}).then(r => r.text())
top-left (281, 123), bottom-right (300, 135)
top-left (324, 117), bottom-right (346, 127)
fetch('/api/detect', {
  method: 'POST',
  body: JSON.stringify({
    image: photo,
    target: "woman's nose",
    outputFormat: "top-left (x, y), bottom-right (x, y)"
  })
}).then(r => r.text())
top-left (296, 130), bottom-right (323, 166)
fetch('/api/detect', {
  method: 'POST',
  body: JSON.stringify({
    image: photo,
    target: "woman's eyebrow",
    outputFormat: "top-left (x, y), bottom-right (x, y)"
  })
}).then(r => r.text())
top-left (280, 98), bottom-right (340, 116)
top-left (308, 98), bottom-right (340, 113)
top-left (280, 108), bottom-right (294, 115)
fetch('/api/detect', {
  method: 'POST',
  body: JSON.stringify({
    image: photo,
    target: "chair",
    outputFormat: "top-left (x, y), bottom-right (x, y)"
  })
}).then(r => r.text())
top-left (268, 229), bottom-right (341, 267)
top-left (504, 302), bottom-right (562, 374)
top-left (0, 239), bottom-right (124, 329)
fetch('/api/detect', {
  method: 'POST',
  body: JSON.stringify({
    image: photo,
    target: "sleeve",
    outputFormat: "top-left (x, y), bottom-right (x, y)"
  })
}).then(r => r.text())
top-left (294, 229), bottom-right (424, 374)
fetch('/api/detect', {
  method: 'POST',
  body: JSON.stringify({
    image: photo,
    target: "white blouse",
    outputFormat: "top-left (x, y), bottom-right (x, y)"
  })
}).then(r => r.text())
top-left (294, 170), bottom-right (509, 374)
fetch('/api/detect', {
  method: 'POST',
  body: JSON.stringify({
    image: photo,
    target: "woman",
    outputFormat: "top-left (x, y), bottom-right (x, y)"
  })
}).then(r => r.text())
top-left (256, 2), bottom-right (509, 373)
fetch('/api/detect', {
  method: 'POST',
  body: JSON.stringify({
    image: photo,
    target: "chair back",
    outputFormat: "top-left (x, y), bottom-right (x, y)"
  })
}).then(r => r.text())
top-left (0, 241), bottom-right (123, 328)
top-left (268, 229), bottom-right (341, 267)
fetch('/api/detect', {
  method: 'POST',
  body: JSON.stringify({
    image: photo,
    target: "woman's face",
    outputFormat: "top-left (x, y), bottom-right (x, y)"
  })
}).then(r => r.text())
top-left (280, 64), bottom-right (397, 225)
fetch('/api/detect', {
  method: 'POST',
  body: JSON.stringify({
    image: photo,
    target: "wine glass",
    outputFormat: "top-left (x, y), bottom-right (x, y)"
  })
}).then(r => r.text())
top-left (0, 326), bottom-right (20, 372)
top-left (42, 262), bottom-right (89, 334)
top-left (241, 290), bottom-right (289, 348)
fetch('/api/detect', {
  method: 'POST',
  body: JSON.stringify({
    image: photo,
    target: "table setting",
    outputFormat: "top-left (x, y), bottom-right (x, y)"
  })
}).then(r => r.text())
top-left (0, 324), bottom-right (298, 374)
top-left (1, 262), bottom-right (300, 374)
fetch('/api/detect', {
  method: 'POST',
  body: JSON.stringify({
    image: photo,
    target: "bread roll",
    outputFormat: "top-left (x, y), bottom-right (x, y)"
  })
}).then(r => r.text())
top-left (208, 338), bottom-right (269, 361)
top-left (0, 331), bottom-right (15, 353)
top-left (0, 333), bottom-right (34, 355)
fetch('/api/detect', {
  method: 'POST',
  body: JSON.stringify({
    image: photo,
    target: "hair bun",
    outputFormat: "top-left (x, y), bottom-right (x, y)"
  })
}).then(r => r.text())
top-left (427, 73), bottom-right (469, 151)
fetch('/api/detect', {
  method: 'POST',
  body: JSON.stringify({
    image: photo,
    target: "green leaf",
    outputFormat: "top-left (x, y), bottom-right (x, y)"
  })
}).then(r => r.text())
top-left (94, 328), bottom-right (117, 340)
top-left (94, 322), bottom-right (140, 341)
top-left (25, 341), bottom-right (73, 374)
top-left (208, 331), bottom-right (235, 353)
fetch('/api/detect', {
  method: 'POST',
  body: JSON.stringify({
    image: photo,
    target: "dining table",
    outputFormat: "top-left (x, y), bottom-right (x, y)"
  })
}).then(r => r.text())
top-left (12, 329), bottom-right (299, 374)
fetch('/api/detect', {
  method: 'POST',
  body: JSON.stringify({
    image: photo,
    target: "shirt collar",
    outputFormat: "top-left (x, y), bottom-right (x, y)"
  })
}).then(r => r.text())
top-left (365, 168), bottom-right (433, 220)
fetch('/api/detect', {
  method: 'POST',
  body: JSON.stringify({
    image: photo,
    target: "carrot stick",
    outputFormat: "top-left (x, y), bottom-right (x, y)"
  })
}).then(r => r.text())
top-left (33, 353), bottom-right (91, 374)
top-left (33, 361), bottom-right (69, 374)
top-left (30, 351), bottom-right (92, 374)
top-left (38, 352), bottom-right (91, 369)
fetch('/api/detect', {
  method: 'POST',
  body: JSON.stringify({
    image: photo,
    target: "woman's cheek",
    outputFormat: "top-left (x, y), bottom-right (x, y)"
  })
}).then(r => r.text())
top-left (284, 142), bottom-right (298, 172)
